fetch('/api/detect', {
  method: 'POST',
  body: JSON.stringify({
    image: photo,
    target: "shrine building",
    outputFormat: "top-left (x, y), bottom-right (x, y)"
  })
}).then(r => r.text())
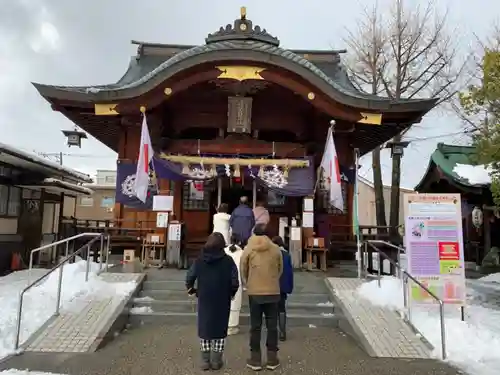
top-left (33, 8), bottom-right (437, 260)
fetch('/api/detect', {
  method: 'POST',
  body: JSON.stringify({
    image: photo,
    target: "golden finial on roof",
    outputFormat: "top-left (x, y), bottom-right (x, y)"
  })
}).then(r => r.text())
top-left (240, 6), bottom-right (247, 20)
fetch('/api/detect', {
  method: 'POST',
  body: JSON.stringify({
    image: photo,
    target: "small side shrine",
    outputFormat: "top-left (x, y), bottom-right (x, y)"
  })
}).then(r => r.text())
top-left (415, 143), bottom-right (495, 268)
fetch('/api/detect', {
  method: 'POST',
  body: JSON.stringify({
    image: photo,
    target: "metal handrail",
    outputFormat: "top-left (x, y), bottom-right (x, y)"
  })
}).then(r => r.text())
top-left (14, 234), bottom-right (105, 350)
top-left (28, 232), bottom-right (103, 273)
top-left (365, 239), bottom-right (406, 278)
top-left (365, 241), bottom-right (447, 360)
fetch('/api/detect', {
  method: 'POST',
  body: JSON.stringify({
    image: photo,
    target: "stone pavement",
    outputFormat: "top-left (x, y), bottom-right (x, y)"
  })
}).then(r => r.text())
top-left (0, 325), bottom-right (460, 375)
top-left (326, 277), bottom-right (431, 359)
top-left (25, 273), bottom-right (144, 353)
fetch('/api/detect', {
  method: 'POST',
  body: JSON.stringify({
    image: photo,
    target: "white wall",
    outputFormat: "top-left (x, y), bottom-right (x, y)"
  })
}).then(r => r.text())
top-left (96, 170), bottom-right (116, 186)
top-left (357, 178), bottom-right (412, 227)
top-left (0, 218), bottom-right (17, 234)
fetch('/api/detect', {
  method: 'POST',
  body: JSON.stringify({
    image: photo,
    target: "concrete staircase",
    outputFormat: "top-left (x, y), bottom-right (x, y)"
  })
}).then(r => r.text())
top-left (127, 269), bottom-right (338, 328)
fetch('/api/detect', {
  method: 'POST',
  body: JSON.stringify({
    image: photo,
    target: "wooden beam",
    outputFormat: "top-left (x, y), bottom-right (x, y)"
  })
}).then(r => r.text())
top-left (163, 138), bottom-right (307, 157)
top-left (160, 153), bottom-right (310, 168)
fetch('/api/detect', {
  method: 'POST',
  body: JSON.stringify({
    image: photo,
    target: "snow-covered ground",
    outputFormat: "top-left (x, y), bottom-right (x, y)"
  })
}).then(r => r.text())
top-left (0, 260), bottom-right (137, 361)
top-left (358, 275), bottom-right (500, 375)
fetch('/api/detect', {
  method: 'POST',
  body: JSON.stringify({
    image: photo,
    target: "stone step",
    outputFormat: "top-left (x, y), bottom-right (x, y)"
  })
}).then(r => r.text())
top-left (138, 289), bottom-right (333, 305)
top-left (144, 269), bottom-right (187, 281)
top-left (127, 311), bottom-right (339, 328)
top-left (131, 299), bottom-right (335, 315)
top-left (142, 280), bottom-right (186, 291)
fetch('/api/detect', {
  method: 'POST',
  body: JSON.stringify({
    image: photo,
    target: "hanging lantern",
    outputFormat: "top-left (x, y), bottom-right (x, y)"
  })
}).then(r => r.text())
top-left (62, 129), bottom-right (87, 148)
top-left (472, 206), bottom-right (483, 229)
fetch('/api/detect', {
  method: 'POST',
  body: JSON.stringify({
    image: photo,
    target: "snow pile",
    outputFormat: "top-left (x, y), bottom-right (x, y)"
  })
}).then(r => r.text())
top-left (478, 272), bottom-right (500, 284)
top-left (358, 276), bottom-right (500, 375)
top-left (0, 260), bottom-right (137, 360)
top-left (129, 306), bottom-right (153, 314)
top-left (453, 163), bottom-right (492, 185)
top-left (0, 371), bottom-right (67, 375)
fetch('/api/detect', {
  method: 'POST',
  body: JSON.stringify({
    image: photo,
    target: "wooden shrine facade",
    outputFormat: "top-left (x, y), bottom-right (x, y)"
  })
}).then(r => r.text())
top-left (33, 8), bottom-right (437, 252)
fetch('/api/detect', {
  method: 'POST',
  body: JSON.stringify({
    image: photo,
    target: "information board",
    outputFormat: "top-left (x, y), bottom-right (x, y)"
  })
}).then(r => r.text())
top-left (404, 193), bottom-right (466, 305)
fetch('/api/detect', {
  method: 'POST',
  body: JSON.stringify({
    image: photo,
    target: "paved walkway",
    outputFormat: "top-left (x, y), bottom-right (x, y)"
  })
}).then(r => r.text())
top-left (326, 277), bottom-right (431, 359)
top-left (26, 273), bottom-right (144, 353)
top-left (1, 325), bottom-right (460, 375)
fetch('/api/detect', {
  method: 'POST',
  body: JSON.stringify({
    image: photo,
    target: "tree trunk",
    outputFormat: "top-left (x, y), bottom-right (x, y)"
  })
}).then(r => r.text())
top-left (389, 135), bottom-right (402, 240)
top-left (372, 147), bottom-right (387, 230)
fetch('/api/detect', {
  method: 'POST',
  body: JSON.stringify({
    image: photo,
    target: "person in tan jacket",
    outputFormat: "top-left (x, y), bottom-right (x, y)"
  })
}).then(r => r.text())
top-left (240, 223), bottom-right (283, 371)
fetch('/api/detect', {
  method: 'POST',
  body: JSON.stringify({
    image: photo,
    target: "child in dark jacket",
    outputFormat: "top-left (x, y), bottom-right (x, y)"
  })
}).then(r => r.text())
top-left (271, 236), bottom-right (294, 341)
top-left (186, 232), bottom-right (240, 371)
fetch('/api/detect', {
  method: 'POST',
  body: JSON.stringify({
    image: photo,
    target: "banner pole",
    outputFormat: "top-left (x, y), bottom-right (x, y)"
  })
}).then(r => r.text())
top-left (353, 148), bottom-right (362, 279)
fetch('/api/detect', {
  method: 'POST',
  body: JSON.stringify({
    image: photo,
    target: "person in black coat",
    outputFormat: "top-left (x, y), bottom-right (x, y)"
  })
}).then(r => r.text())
top-left (186, 232), bottom-right (239, 371)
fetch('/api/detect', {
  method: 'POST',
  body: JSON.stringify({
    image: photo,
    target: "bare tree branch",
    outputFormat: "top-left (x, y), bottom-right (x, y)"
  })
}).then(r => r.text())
top-left (342, 0), bottom-right (470, 233)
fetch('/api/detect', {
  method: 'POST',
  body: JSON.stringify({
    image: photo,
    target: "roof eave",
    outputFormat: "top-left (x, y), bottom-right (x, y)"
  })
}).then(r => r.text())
top-left (32, 44), bottom-right (439, 117)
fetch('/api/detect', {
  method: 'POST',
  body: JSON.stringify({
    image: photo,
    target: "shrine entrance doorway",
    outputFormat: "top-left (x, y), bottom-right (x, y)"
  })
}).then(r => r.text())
top-left (214, 176), bottom-right (257, 212)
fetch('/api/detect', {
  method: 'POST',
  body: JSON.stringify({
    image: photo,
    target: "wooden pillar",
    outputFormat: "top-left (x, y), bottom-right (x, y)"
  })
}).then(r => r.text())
top-left (483, 209), bottom-right (491, 264)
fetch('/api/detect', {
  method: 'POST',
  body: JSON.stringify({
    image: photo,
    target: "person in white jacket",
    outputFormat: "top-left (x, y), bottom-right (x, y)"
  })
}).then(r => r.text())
top-left (213, 203), bottom-right (231, 245)
top-left (224, 235), bottom-right (244, 335)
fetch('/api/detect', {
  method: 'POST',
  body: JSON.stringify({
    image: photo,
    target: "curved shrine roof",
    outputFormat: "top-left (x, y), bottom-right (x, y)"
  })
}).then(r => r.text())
top-left (33, 13), bottom-right (437, 114)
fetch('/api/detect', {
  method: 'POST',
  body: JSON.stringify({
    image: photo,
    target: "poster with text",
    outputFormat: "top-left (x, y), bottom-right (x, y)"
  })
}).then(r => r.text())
top-left (403, 193), bottom-right (466, 306)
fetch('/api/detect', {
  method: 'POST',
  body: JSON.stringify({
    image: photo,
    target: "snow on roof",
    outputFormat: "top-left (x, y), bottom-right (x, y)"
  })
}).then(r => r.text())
top-left (82, 183), bottom-right (116, 190)
top-left (452, 163), bottom-right (492, 186)
top-left (44, 178), bottom-right (94, 195)
top-left (0, 141), bottom-right (92, 183)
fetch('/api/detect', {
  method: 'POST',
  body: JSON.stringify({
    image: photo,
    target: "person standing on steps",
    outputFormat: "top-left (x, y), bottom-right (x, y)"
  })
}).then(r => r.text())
top-left (240, 224), bottom-right (283, 371)
top-left (253, 199), bottom-right (270, 227)
top-left (186, 232), bottom-right (239, 371)
top-left (224, 234), bottom-right (244, 335)
top-left (229, 196), bottom-right (255, 247)
top-left (212, 203), bottom-right (231, 245)
top-left (271, 236), bottom-right (294, 341)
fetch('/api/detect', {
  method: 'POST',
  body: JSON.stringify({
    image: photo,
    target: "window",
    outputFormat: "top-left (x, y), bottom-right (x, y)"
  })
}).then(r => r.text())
top-left (267, 191), bottom-right (286, 206)
top-left (0, 166), bottom-right (11, 177)
top-left (182, 181), bottom-right (210, 211)
top-left (104, 175), bottom-right (116, 184)
top-left (79, 197), bottom-right (94, 206)
top-left (8, 187), bottom-right (21, 216)
top-left (0, 185), bottom-right (9, 215)
top-left (0, 185), bottom-right (22, 217)
top-left (267, 190), bottom-right (287, 213)
top-left (101, 196), bottom-right (115, 208)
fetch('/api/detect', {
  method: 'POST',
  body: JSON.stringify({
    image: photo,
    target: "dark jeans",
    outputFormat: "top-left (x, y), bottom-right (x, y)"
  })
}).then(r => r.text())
top-left (278, 293), bottom-right (287, 313)
top-left (249, 296), bottom-right (279, 353)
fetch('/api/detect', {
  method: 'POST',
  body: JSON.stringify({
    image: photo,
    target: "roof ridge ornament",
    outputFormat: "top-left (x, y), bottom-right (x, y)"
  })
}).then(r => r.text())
top-left (205, 7), bottom-right (280, 46)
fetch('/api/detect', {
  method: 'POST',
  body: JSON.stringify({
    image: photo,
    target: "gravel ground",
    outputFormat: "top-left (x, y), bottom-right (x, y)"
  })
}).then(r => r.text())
top-left (1, 325), bottom-right (460, 375)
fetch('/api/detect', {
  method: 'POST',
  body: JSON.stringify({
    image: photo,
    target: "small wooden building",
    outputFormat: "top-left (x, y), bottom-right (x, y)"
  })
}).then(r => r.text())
top-left (415, 143), bottom-right (492, 265)
top-left (33, 9), bottom-right (437, 261)
top-left (0, 142), bottom-right (92, 274)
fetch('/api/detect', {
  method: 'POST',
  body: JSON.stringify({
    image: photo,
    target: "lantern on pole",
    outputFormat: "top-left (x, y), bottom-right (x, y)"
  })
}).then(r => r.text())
top-left (471, 206), bottom-right (483, 229)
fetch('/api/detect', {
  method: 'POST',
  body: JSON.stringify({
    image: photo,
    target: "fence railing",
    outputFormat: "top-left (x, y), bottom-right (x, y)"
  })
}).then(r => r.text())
top-left (363, 240), bottom-right (447, 360)
top-left (15, 233), bottom-right (109, 350)
top-left (28, 232), bottom-right (111, 281)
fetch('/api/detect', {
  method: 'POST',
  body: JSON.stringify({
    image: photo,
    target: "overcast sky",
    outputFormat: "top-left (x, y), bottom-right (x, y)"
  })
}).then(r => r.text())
top-left (1, 0), bottom-right (499, 187)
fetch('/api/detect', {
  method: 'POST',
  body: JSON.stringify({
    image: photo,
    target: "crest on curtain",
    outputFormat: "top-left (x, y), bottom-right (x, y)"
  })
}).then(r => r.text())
top-left (116, 161), bottom-right (157, 209)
